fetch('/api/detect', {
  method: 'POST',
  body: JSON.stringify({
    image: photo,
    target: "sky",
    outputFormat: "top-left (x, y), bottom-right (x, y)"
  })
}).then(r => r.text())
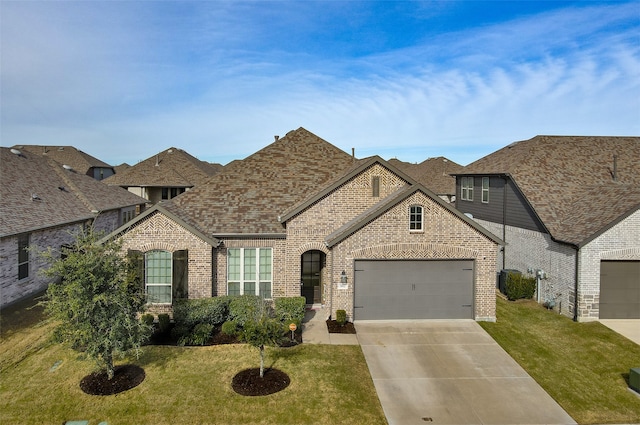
top-left (1, 1), bottom-right (639, 167)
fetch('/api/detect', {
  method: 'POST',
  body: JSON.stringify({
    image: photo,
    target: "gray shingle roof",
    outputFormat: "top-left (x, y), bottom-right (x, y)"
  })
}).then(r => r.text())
top-left (0, 147), bottom-right (147, 237)
top-left (14, 145), bottom-right (113, 175)
top-left (162, 127), bottom-right (356, 236)
top-left (103, 147), bottom-right (221, 187)
top-left (389, 157), bottom-right (463, 195)
top-left (458, 135), bottom-right (640, 246)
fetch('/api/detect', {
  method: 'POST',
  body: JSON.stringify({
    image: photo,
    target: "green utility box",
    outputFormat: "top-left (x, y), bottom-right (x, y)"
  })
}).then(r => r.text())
top-left (630, 367), bottom-right (640, 393)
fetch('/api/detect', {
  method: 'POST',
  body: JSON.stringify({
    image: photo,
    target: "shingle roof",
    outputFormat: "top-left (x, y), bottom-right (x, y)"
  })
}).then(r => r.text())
top-left (458, 135), bottom-right (640, 246)
top-left (0, 147), bottom-right (147, 237)
top-left (389, 157), bottom-right (463, 195)
top-left (103, 147), bottom-right (221, 187)
top-left (14, 145), bottom-right (113, 175)
top-left (162, 127), bottom-right (356, 236)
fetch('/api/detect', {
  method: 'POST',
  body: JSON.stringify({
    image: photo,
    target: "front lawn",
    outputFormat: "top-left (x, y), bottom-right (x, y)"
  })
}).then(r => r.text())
top-left (480, 296), bottom-right (640, 425)
top-left (0, 298), bottom-right (387, 425)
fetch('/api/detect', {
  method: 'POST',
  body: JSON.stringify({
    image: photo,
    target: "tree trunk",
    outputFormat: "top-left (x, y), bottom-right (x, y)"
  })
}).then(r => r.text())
top-left (259, 345), bottom-right (265, 378)
top-left (105, 352), bottom-right (115, 380)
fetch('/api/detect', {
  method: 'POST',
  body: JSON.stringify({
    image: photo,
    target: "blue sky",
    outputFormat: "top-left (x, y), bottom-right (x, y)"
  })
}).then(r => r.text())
top-left (1, 1), bottom-right (638, 166)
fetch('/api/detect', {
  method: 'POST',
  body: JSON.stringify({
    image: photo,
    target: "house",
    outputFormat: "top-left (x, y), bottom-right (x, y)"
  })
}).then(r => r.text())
top-left (453, 136), bottom-right (640, 321)
top-left (14, 145), bottom-right (116, 181)
top-left (0, 147), bottom-right (148, 307)
top-left (103, 128), bottom-right (502, 321)
top-left (103, 147), bottom-right (222, 204)
top-left (389, 156), bottom-right (463, 203)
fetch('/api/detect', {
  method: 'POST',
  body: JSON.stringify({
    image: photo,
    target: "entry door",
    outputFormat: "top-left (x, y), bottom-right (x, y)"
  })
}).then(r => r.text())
top-left (301, 251), bottom-right (323, 304)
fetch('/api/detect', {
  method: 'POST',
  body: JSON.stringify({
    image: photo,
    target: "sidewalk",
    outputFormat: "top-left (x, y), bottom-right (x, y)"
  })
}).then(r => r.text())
top-left (302, 307), bottom-right (359, 345)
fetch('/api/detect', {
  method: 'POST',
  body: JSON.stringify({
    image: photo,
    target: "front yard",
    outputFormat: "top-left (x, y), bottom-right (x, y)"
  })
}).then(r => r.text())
top-left (0, 297), bottom-right (386, 425)
top-left (480, 296), bottom-right (640, 425)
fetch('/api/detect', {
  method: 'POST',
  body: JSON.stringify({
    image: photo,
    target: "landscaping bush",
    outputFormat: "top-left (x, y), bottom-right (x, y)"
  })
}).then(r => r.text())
top-left (179, 323), bottom-right (214, 346)
top-left (336, 309), bottom-right (347, 326)
top-left (274, 297), bottom-right (306, 329)
top-left (221, 320), bottom-right (239, 336)
top-left (172, 297), bottom-right (232, 328)
top-left (505, 273), bottom-right (537, 300)
top-left (228, 295), bottom-right (265, 327)
top-left (158, 314), bottom-right (171, 334)
top-left (140, 313), bottom-right (154, 326)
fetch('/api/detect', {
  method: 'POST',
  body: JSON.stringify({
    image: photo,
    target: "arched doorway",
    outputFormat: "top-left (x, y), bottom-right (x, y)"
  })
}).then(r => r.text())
top-left (301, 250), bottom-right (325, 305)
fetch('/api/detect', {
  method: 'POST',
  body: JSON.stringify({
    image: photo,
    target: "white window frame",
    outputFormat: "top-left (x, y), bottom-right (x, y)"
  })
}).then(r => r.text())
top-left (18, 233), bottom-right (29, 280)
top-left (482, 177), bottom-right (490, 203)
top-left (145, 250), bottom-right (172, 304)
top-left (461, 177), bottom-right (474, 201)
top-left (409, 205), bottom-right (424, 232)
top-left (227, 248), bottom-right (273, 299)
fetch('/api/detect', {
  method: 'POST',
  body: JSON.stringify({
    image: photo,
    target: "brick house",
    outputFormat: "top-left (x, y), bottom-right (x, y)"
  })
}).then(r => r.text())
top-left (0, 147), bottom-right (147, 307)
top-left (104, 128), bottom-right (502, 321)
top-left (103, 147), bottom-right (222, 204)
top-left (454, 136), bottom-right (640, 321)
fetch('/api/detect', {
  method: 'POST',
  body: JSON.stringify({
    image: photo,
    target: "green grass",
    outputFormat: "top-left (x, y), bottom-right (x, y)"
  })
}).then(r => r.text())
top-left (480, 296), bottom-right (640, 425)
top-left (0, 298), bottom-right (387, 425)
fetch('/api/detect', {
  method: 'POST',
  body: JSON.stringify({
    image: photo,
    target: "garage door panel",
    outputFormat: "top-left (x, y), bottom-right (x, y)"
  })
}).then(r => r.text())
top-left (600, 261), bottom-right (640, 319)
top-left (354, 260), bottom-right (473, 320)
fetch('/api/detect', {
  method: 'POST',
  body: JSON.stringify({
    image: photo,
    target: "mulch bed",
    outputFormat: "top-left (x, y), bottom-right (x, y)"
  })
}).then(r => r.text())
top-left (326, 319), bottom-right (357, 334)
top-left (79, 364), bottom-right (145, 396)
top-left (232, 368), bottom-right (290, 396)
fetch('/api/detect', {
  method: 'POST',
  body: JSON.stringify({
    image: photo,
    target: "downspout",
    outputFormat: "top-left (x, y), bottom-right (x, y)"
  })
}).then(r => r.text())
top-left (502, 176), bottom-right (508, 269)
top-left (573, 249), bottom-right (579, 321)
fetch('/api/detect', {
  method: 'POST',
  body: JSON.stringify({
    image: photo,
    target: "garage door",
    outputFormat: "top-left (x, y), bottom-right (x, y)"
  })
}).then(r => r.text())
top-left (353, 260), bottom-right (474, 320)
top-left (600, 261), bottom-right (640, 319)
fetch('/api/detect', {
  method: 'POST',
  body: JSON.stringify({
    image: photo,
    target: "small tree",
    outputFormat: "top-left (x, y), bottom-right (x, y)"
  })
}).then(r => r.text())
top-left (39, 228), bottom-right (150, 380)
top-left (239, 315), bottom-right (283, 378)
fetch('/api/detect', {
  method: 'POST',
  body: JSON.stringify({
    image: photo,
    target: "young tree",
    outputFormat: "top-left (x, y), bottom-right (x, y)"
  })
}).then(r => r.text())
top-left (39, 227), bottom-right (150, 380)
top-left (239, 315), bottom-right (283, 378)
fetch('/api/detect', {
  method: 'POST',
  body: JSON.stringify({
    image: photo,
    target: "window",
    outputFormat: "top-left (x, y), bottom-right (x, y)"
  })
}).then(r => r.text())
top-left (482, 177), bottom-right (490, 203)
top-left (409, 205), bottom-right (423, 231)
top-left (461, 177), bottom-right (474, 201)
top-left (145, 250), bottom-right (172, 303)
top-left (18, 234), bottom-right (29, 280)
top-left (227, 248), bottom-right (272, 298)
top-left (162, 187), bottom-right (186, 200)
top-left (372, 176), bottom-right (380, 197)
top-left (121, 207), bottom-right (136, 225)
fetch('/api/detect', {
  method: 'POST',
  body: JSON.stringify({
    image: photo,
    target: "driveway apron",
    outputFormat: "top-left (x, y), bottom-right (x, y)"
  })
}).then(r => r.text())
top-left (356, 320), bottom-right (576, 425)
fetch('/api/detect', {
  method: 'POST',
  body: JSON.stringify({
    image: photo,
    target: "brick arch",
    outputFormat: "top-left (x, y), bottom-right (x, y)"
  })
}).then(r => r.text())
top-left (350, 243), bottom-right (479, 260)
top-left (295, 242), bottom-right (330, 256)
top-left (138, 242), bottom-right (182, 253)
top-left (600, 247), bottom-right (640, 260)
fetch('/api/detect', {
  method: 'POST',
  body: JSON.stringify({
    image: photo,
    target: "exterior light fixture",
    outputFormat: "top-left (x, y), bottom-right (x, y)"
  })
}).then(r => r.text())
top-left (340, 270), bottom-right (348, 284)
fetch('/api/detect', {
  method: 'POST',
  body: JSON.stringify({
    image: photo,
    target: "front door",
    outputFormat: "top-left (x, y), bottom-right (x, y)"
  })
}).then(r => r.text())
top-left (301, 250), bottom-right (324, 305)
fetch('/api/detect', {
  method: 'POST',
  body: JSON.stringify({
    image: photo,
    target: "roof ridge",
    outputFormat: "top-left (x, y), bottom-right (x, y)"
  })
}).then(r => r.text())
top-left (49, 159), bottom-right (97, 212)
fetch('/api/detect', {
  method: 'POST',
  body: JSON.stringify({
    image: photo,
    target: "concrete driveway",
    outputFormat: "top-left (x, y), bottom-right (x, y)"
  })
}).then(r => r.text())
top-left (356, 320), bottom-right (576, 425)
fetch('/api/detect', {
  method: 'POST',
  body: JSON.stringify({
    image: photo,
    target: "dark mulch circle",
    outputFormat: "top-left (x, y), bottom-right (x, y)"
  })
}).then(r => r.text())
top-left (79, 364), bottom-right (145, 396)
top-left (232, 367), bottom-right (290, 396)
top-left (326, 319), bottom-right (357, 334)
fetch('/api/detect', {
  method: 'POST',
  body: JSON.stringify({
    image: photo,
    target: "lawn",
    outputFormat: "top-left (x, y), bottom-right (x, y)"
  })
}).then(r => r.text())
top-left (0, 296), bottom-right (387, 425)
top-left (480, 296), bottom-right (640, 425)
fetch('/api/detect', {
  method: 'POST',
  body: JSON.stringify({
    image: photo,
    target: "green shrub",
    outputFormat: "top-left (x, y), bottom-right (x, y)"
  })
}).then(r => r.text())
top-left (158, 313), bottom-right (171, 333)
top-left (172, 297), bottom-right (232, 328)
top-left (505, 273), bottom-right (537, 300)
top-left (229, 295), bottom-right (264, 327)
top-left (274, 297), bottom-right (306, 327)
top-left (221, 320), bottom-right (239, 336)
top-left (171, 324), bottom-right (190, 341)
top-left (178, 323), bottom-right (214, 346)
top-left (336, 309), bottom-right (347, 326)
top-left (140, 313), bottom-right (154, 326)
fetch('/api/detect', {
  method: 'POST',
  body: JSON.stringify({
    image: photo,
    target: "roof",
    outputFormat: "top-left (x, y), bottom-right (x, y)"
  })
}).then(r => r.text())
top-left (103, 147), bottom-right (221, 187)
top-left (0, 147), bottom-right (147, 237)
top-left (14, 145), bottom-right (113, 175)
top-left (162, 127), bottom-right (356, 236)
top-left (389, 157), bottom-right (463, 195)
top-left (458, 135), bottom-right (640, 246)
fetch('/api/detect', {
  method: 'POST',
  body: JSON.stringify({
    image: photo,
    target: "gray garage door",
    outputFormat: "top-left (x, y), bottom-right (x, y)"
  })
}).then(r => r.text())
top-left (600, 261), bottom-right (640, 319)
top-left (353, 260), bottom-right (474, 320)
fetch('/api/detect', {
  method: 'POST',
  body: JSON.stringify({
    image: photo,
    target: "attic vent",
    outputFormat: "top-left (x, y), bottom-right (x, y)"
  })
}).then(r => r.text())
top-left (274, 135), bottom-right (279, 141)
top-left (168, 149), bottom-right (173, 153)
top-left (32, 193), bottom-right (41, 201)
top-left (58, 147), bottom-right (64, 151)
top-left (10, 148), bottom-right (22, 156)
top-left (58, 186), bottom-right (68, 192)
top-left (62, 164), bottom-right (74, 171)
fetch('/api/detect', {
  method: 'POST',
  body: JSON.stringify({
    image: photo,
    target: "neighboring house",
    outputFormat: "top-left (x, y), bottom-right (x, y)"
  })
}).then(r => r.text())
top-left (103, 147), bottom-right (222, 204)
top-left (453, 135), bottom-right (640, 321)
top-left (15, 145), bottom-right (115, 181)
top-left (113, 163), bottom-right (131, 174)
top-left (0, 147), bottom-right (147, 307)
top-left (389, 157), bottom-right (463, 203)
top-left (103, 128), bottom-right (502, 322)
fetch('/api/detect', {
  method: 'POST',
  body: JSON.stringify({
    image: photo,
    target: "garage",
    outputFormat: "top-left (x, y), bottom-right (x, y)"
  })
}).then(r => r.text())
top-left (600, 261), bottom-right (640, 319)
top-left (353, 259), bottom-right (474, 320)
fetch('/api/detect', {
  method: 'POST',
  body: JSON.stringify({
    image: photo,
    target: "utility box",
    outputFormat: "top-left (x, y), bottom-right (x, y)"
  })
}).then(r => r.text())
top-left (499, 269), bottom-right (521, 295)
top-left (630, 368), bottom-right (640, 393)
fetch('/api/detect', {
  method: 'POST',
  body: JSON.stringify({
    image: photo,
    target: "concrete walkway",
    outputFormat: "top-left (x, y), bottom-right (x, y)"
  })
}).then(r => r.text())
top-left (600, 320), bottom-right (640, 345)
top-left (301, 307), bottom-right (358, 345)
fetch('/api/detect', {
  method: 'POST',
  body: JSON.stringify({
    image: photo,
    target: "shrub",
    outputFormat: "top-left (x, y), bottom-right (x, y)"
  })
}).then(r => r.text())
top-left (336, 309), bottom-right (347, 326)
top-left (171, 324), bottom-right (190, 341)
top-left (505, 273), bottom-right (537, 300)
top-left (178, 323), bottom-right (214, 346)
top-left (274, 297), bottom-right (306, 328)
top-left (158, 314), bottom-right (171, 334)
top-left (140, 314), bottom-right (154, 326)
top-left (172, 297), bottom-right (232, 328)
top-left (221, 320), bottom-right (239, 336)
top-left (229, 295), bottom-right (264, 327)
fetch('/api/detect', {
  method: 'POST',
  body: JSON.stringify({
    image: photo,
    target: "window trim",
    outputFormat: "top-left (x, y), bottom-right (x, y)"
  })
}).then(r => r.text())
top-left (409, 205), bottom-right (424, 232)
top-left (18, 233), bottom-right (29, 280)
top-left (227, 247), bottom-right (273, 299)
top-left (482, 177), bottom-right (490, 203)
top-left (461, 177), bottom-right (474, 201)
top-left (145, 250), bottom-right (172, 304)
